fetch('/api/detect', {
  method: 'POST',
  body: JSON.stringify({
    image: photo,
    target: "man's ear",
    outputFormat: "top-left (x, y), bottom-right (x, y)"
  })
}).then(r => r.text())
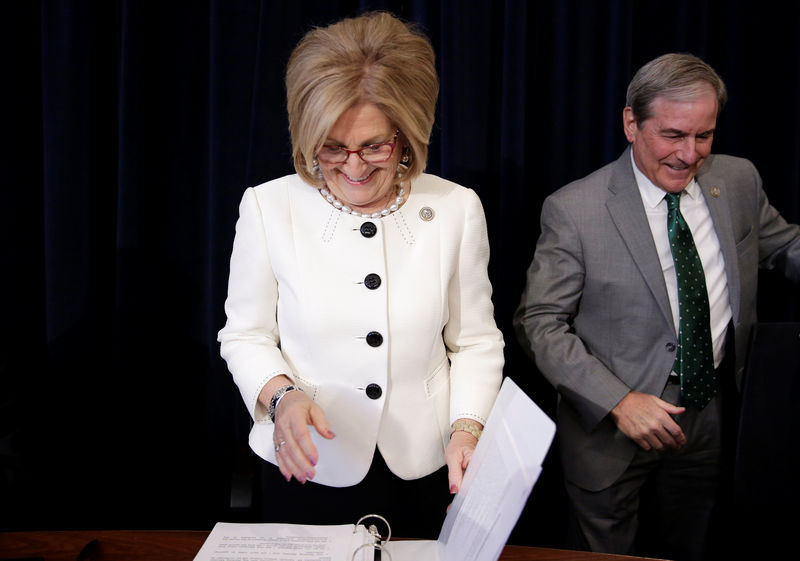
top-left (622, 106), bottom-right (638, 143)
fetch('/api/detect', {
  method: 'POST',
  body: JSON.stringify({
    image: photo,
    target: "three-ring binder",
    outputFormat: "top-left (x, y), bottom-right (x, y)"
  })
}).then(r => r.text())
top-left (352, 514), bottom-right (392, 561)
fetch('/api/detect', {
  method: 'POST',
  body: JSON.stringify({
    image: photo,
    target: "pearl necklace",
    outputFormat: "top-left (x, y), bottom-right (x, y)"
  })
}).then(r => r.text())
top-left (319, 183), bottom-right (406, 219)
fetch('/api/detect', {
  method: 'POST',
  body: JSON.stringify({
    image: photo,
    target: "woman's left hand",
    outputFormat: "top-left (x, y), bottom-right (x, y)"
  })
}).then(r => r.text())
top-left (445, 430), bottom-right (479, 494)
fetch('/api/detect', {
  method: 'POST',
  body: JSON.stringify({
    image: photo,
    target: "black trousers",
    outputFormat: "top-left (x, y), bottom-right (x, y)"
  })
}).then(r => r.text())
top-left (259, 449), bottom-right (452, 539)
top-left (566, 356), bottom-right (739, 561)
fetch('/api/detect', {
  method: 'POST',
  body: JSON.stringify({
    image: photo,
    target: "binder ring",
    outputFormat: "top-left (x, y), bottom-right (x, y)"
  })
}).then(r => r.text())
top-left (352, 514), bottom-right (392, 561)
top-left (354, 513), bottom-right (392, 543)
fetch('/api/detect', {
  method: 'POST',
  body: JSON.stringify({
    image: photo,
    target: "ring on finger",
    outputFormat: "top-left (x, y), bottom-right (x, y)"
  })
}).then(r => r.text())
top-left (274, 439), bottom-right (286, 453)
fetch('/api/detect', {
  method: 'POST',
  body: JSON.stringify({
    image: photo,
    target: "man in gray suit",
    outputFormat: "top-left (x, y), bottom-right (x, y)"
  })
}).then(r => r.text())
top-left (514, 53), bottom-right (800, 560)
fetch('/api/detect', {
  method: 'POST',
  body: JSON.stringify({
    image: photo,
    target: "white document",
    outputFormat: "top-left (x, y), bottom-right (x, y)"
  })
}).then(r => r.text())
top-left (195, 377), bottom-right (555, 561)
top-left (193, 522), bottom-right (375, 561)
top-left (386, 376), bottom-right (555, 561)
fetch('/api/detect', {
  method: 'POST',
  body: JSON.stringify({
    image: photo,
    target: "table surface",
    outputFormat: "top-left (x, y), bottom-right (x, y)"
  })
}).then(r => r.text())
top-left (0, 530), bottom-right (665, 561)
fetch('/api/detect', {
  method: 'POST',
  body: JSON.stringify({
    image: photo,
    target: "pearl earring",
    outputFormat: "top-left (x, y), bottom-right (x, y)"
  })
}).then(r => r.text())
top-left (396, 162), bottom-right (409, 179)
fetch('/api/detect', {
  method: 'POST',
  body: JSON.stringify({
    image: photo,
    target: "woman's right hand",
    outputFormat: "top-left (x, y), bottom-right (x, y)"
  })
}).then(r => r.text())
top-left (271, 387), bottom-right (336, 483)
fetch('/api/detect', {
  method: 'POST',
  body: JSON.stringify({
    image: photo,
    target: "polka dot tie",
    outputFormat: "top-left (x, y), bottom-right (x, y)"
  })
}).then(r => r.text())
top-left (665, 192), bottom-right (716, 409)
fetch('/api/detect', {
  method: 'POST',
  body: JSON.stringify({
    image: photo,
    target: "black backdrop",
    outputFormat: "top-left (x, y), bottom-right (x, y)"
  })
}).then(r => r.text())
top-left (2, 0), bottom-right (799, 547)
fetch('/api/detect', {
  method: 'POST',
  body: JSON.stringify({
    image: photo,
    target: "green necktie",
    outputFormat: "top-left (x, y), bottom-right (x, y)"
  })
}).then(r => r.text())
top-left (665, 192), bottom-right (716, 409)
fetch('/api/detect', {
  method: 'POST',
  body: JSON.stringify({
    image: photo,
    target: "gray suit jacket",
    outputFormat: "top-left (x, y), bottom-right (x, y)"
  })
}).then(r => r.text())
top-left (514, 147), bottom-right (800, 491)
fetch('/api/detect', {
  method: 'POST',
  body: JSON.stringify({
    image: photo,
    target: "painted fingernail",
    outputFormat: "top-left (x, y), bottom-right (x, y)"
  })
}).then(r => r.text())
top-left (450, 485), bottom-right (458, 494)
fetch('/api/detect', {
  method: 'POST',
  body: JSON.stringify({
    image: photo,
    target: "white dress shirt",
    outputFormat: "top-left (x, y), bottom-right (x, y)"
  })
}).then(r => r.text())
top-left (631, 153), bottom-right (732, 368)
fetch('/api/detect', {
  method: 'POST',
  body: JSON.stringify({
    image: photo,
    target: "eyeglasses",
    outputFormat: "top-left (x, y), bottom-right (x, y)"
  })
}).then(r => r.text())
top-left (317, 129), bottom-right (400, 164)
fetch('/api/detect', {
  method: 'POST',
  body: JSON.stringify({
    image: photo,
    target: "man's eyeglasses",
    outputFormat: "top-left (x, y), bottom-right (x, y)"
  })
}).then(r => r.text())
top-left (317, 129), bottom-right (400, 164)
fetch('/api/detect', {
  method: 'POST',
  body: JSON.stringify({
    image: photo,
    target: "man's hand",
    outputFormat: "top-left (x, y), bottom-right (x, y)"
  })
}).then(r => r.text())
top-left (610, 391), bottom-right (686, 451)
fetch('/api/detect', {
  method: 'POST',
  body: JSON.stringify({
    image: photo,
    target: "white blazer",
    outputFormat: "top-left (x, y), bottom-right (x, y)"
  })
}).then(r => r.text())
top-left (218, 173), bottom-right (504, 486)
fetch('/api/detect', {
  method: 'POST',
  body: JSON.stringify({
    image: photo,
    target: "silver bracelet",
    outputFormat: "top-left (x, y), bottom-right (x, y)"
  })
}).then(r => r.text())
top-left (268, 384), bottom-right (303, 422)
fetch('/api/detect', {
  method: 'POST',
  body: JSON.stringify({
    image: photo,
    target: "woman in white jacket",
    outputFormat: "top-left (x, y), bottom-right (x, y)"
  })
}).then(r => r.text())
top-left (218, 11), bottom-right (504, 536)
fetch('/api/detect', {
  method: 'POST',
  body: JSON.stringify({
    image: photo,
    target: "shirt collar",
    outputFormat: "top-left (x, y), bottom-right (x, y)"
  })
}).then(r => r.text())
top-left (630, 149), bottom-right (700, 209)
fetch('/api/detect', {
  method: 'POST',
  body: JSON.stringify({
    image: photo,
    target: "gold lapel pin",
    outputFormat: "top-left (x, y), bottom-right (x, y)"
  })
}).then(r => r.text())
top-left (711, 186), bottom-right (721, 198)
top-left (419, 207), bottom-right (435, 221)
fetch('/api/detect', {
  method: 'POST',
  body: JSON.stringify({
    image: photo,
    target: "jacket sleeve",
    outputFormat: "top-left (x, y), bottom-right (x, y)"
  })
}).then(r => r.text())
top-left (513, 194), bottom-right (631, 432)
top-left (444, 188), bottom-right (505, 425)
top-left (218, 187), bottom-right (293, 423)
top-left (752, 165), bottom-right (800, 281)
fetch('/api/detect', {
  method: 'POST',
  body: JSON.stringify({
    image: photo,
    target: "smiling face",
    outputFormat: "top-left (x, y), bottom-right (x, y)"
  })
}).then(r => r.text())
top-left (318, 102), bottom-right (403, 213)
top-left (623, 86), bottom-right (718, 193)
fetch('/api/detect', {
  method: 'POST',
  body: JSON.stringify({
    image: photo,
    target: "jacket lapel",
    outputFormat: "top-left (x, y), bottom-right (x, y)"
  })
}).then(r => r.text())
top-left (605, 148), bottom-right (676, 332)
top-left (696, 158), bottom-right (741, 324)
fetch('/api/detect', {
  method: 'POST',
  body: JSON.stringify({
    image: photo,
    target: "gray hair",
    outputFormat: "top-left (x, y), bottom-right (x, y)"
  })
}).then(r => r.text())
top-left (626, 53), bottom-right (727, 124)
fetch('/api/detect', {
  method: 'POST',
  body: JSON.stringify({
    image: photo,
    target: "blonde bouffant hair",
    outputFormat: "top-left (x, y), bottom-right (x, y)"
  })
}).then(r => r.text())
top-left (286, 12), bottom-right (439, 186)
